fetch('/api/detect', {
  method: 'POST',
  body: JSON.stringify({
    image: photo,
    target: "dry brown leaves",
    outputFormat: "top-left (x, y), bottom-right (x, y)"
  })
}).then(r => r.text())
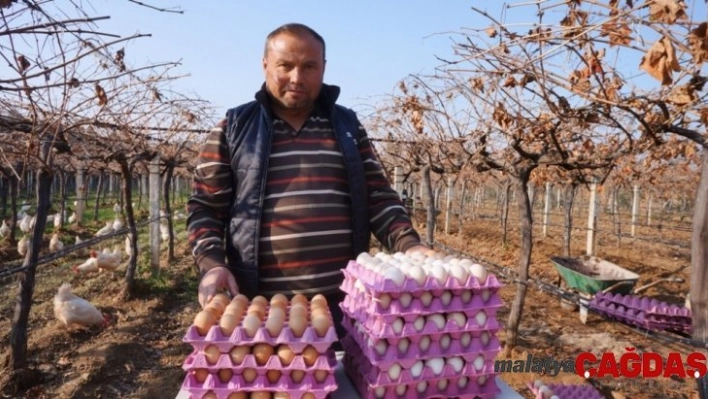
top-left (94, 83), bottom-right (108, 106)
top-left (560, 9), bottom-right (588, 38)
top-left (640, 36), bottom-right (680, 85)
top-left (469, 77), bottom-right (485, 93)
top-left (0, 0), bottom-right (13, 9)
top-left (601, 22), bottom-right (633, 46)
top-left (493, 103), bottom-right (513, 130)
top-left (486, 27), bottom-right (498, 38)
top-left (648, 0), bottom-right (687, 24)
top-left (16, 55), bottom-right (30, 73)
top-left (666, 84), bottom-right (696, 105)
top-left (700, 107), bottom-right (708, 125)
top-left (688, 22), bottom-right (708, 64)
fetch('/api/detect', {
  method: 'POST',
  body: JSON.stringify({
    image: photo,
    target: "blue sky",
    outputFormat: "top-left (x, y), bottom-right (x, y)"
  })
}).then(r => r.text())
top-left (94, 0), bottom-right (490, 116)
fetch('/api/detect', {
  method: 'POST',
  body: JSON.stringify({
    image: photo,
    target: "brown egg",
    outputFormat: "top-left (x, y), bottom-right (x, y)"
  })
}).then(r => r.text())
top-left (311, 294), bottom-right (328, 308)
top-left (288, 315), bottom-right (307, 338)
top-left (276, 345), bottom-right (295, 366)
top-left (242, 313), bottom-right (261, 338)
top-left (217, 368), bottom-right (232, 383)
top-left (227, 393), bottom-right (247, 399)
top-left (223, 302), bottom-right (245, 321)
top-left (192, 368), bottom-right (209, 383)
top-left (266, 369), bottom-right (282, 384)
top-left (270, 293), bottom-right (289, 307)
top-left (242, 368), bottom-right (258, 383)
top-left (273, 393), bottom-right (291, 399)
top-left (193, 310), bottom-right (216, 336)
top-left (247, 303), bottom-right (266, 320)
top-left (310, 306), bottom-right (329, 320)
top-left (204, 344), bottom-right (221, 365)
top-left (231, 294), bottom-right (249, 307)
top-left (269, 301), bottom-right (287, 315)
top-left (312, 313), bottom-right (332, 338)
top-left (212, 293), bottom-right (231, 307)
top-left (219, 312), bottom-right (239, 336)
top-left (314, 369), bottom-right (329, 383)
top-left (229, 345), bottom-right (250, 365)
top-left (202, 392), bottom-right (217, 399)
top-left (301, 394), bottom-right (315, 399)
top-left (204, 304), bottom-right (223, 319)
top-left (301, 345), bottom-right (319, 367)
top-left (265, 308), bottom-right (285, 337)
top-left (290, 369), bottom-right (305, 383)
top-left (252, 343), bottom-right (274, 366)
top-left (291, 294), bottom-right (309, 307)
top-left (250, 392), bottom-right (272, 399)
top-left (252, 295), bottom-right (269, 308)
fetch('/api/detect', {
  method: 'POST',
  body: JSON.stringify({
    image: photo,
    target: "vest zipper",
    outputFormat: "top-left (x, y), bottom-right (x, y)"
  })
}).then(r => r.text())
top-left (253, 111), bottom-right (274, 284)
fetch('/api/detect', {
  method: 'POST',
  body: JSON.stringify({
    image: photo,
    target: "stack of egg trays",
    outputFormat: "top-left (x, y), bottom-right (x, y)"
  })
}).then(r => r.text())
top-left (339, 260), bottom-right (503, 398)
top-left (589, 292), bottom-right (692, 333)
top-left (527, 382), bottom-right (604, 399)
top-left (180, 312), bottom-right (339, 399)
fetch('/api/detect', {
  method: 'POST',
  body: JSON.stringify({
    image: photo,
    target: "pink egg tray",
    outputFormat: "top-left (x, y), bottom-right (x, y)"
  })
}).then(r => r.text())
top-left (342, 334), bottom-right (496, 387)
top-left (180, 371), bottom-right (336, 399)
top-left (341, 305), bottom-right (500, 340)
top-left (343, 351), bottom-right (500, 399)
top-left (593, 292), bottom-right (692, 317)
top-left (340, 276), bottom-right (503, 318)
top-left (182, 349), bottom-right (337, 372)
top-left (527, 382), bottom-right (603, 399)
top-left (343, 261), bottom-right (502, 294)
top-left (341, 321), bottom-right (500, 369)
top-left (589, 300), bottom-right (692, 334)
top-left (183, 323), bottom-right (338, 353)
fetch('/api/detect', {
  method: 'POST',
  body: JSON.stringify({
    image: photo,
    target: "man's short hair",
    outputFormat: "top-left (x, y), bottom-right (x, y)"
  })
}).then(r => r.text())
top-left (264, 23), bottom-right (326, 60)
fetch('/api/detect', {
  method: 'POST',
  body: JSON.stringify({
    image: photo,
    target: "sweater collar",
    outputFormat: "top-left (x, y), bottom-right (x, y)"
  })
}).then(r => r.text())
top-left (255, 83), bottom-right (341, 117)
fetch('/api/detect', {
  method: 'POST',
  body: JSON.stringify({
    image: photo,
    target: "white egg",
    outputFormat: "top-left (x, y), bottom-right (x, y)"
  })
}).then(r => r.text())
top-left (430, 265), bottom-right (448, 285)
top-left (378, 294), bottom-right (392, 309)
top-left (460, 332), bottom-right (472, 347)
top-left (441, 290), bottom-right (453, 305)
top-left (407, 265), bottom-right (427, 286)
top-left (473, 354), bottom-right (485, 370)
top-left (393, 252), bottom-right (406, 260)
top-left (416, 381), bottom-right (427, 393)
top-left (459, 258), bottom-right (473, 267)
top-left (426, 358), bottom-right (445, 375)
top-left (375, 252), bottom-right (387, 260)
top-left (356, 252), bottom-right (372, 264)
top-left (383, 267), bottom-right (406, 287)
top-left (475, 310), bottom-right (488, 326)
top-left (392, 317), bottom-right (404, 334)
top-left (398, 262), bottom-right (412, 274)
top-left (369, 257), bottom-right (383, 266)
top-left (420, 292), bottom-right (433, 307)
top-left (458, 376), bottom-right (468, 388)
top-left (480, 331), bottom-right (490, 346)
top-left (469, 263), bottom-right (488, 282)
top-left (395, 385), bottom-right (407, 396)
top-left (449, 257), bottom-right (460, 265)
top-left (439, 333), bottom-right (451, 349)
top-left (447, 312), bottom-right (467, 328)
top-left (424, 256), bottom-right (435, 265)
top-left (400, 293), bottom-right (412, 308)
top-left (418, 336), bottom-right (431, 351)
top-left (388, 363), bottom-right (402, 380)
top-left (432, 259), bottom-right (444, 267)
top-left (437, 379), bottom-right (449, 391)
top-left (443, 255), bottom-right (455, 262)
top-left (427, 314), bottom-right (446, 330)
top-left (410, 251), bottom-right (425, 261)
top-left (448, 263), bottom-right (468, 284)
top-left (481, 289), bottom-right (491, 302)
top-left (375, 340), bottom-right (388, 355)
top-left (413, 316), bottom-right (426, 332)
top-left (375, 386), bottom-right (386, 398)
top-left (410, 360), bottom-right (424, 377)
top-left (461, 290), bottom-right (472, 303)
top-left (397, 338), bottom-right (410, 354)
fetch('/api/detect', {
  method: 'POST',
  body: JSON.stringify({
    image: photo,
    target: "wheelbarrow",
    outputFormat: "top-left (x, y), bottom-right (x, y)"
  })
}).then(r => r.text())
top-left (551, 255), bottom-right (684, 323)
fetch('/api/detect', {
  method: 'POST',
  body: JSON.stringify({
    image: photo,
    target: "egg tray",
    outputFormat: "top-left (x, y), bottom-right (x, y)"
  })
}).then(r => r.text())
top-left (183, 322), bottom-right (338, 354)
top-left (341, 290), bottom-right (502, 326)
top-left (341, 323), bottom-right (500, 369)
top-left (341, 277), bottom-right (503, 319)
top-left (180, 372), bottom-right (336, 399)
top-left (341, 336), bottom-right (496, 387)
top-left (589, 300), bottom-right (693, 334)
top-left (343, 261), bottom-right (502, 295)
top-left (527, 382), bottom-right (604, 399)
top-left (341, 305), bottom-right (500, 340)
top-left (592, 292), bottom-right (692, 316)
top-left (182, 348), bottom-right (337, 372)
top-left (343, 352), bottom-right (500, 399)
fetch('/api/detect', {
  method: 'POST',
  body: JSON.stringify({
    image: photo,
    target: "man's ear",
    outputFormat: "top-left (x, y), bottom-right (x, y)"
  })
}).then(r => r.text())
top-left (262, 57), bottom-right (268, 74)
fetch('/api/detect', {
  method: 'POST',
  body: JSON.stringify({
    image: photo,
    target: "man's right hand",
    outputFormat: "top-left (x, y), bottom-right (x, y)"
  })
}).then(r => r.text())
top-left (198, 266), bottom-right (239, 308)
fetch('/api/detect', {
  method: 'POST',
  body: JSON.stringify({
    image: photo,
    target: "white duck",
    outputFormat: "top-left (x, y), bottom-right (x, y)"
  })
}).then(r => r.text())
top-left (17, 236), bottom-right (29, 256)
top-left (125, 236), bottom-right (134, 258)
top-left (0, 220), bottom-right (9, 237)
top-left (53, 213), bottom-right (62, 229)
top-left (94, 221), bottom-right (114, 237)
top-left (68, 212), bottom-right (77, 224)
top-left (112, 217), bottom-right (124, 232)
top-left (73, 256), bottom-right (98, 273)
top-left (49, 233), bottom-right (64, 253)
top-left (19, 214), bottom-right (33, 233)
top-left (91, 249), bottom-right (122, 272)
top-left (160, 223), bottom-right (170, 243)
top-left (53, 283), bottom-right (109, 328)
top-left (113, 203), bottom-right (121, 214)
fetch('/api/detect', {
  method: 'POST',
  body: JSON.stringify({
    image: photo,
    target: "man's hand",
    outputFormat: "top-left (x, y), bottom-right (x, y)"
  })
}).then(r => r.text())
top-left (405, 244), bottom-right (436, 257)
top-left (198, 266), bottom-right (239, 308)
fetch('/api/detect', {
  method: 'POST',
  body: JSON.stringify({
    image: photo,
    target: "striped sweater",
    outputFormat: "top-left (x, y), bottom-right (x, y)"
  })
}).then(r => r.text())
top-left (188, 106), bottom-right (421, 295)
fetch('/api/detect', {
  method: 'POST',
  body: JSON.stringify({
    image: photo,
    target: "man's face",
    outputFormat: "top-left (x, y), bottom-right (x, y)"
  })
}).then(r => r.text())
top-left (263, 32), bottom-right (325, 114)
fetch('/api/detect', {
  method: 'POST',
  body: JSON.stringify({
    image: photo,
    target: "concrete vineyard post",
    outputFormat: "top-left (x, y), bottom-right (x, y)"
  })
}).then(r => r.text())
top-left (149, 156), bottom-right (161, 271)
top-left (586, 179), bottom-right (598, 256)
top-left (394, 166), bottom-right (404, 199)
top-left (75, 166), bottom-right (86, 225)
top-left (631, 184), bottom-right (640, 237)
top-left (543, 182), bottom-right (552, 238)
top-left (445, 176), bottom-right (454, 235)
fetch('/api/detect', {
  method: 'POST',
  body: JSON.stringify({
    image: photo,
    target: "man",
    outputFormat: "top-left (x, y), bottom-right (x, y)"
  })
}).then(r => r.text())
top-left (187, 23), bottom-right (426, 336)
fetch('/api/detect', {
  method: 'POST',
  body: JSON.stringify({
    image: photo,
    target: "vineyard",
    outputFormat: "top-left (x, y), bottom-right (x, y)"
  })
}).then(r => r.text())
top-left (1, 1), bottom-right (708, 398)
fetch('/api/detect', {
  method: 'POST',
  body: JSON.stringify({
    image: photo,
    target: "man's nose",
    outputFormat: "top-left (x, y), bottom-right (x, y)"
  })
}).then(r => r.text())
top-left (289, 67), bottom-right (303, 84)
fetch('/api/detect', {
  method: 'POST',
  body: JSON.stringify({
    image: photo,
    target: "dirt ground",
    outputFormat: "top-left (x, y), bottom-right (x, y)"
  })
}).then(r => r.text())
top-left (0, 214), bottom-right (701, 399)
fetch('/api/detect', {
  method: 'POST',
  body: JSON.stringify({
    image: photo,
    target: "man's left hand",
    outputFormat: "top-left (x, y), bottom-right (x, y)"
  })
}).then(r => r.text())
top-left (405, 244), bottom-right (435, 257)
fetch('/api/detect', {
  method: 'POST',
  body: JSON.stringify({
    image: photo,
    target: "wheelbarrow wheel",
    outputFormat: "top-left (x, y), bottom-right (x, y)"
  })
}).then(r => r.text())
top-left (559, 278), bottom-right (579, 311)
